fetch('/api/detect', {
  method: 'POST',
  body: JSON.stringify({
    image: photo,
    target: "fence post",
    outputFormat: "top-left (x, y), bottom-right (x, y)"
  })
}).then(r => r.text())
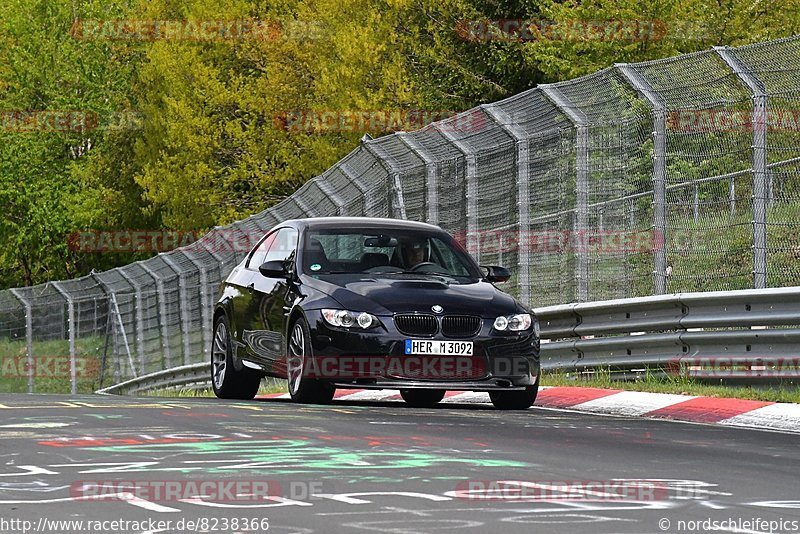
top-left (362, 141), bottom-right (407, 220)
top-left (108, 292), bottom-right (136, 378)
top-left (541, 85), bottom-right (590, 302)
top-left (616, 64), bottom-right (669, 295)
top-left (161, 256), bottom-right (192, 366)
top-left (315, 176), bottom-right (348, 216)
top-left (139, 263), bottom-right (173, 369)
top-left (51, 282), bottom-right (76, 394)
top-left (181, 252), bottom-right (213, 362)
top-left (483, 103), bottom-right (532, 305)
top-left (398, 133), bottom-right (439, 225)
top-left (9, 289), bottom-right (33, 393)
top-left (117, 270), bottom-right (147, 375)
top-left (293, 195), bottom-right (315, 217)
top-left (436, 125), bottom-right (480, 259)
top-left (89, 273), bottom-right (118, 383)
top-left (714, 46), bottom-right (769, 289)
top-left (339, 161), bottom-right (371, 216)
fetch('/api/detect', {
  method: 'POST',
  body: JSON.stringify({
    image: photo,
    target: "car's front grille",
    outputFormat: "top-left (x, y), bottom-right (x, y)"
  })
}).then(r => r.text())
top-left (441, 315), bottom-right (482, 338)
top-left (394, 314), bottom-right (438, 336)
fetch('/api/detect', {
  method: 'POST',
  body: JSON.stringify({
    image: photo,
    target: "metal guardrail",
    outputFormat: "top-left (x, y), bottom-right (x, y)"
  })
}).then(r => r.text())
top-left (96, 362), bottom-right (210, 395)
top-left (537, 286), bottom-right (800, 374)
top-left (96, 287), bottom-right (800, 394)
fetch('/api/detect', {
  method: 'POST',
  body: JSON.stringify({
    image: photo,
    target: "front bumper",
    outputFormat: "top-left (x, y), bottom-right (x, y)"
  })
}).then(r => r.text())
top-left (304, 310), bottom-right (540, 390)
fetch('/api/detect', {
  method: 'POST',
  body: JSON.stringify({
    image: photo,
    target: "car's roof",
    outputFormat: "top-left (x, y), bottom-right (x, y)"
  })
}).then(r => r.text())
top-left (280, 217), bottom-right (445, 232)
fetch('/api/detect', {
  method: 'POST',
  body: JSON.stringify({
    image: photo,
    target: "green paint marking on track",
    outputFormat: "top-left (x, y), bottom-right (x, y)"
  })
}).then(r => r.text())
top-left (87, 439), bottom-right (530, 472)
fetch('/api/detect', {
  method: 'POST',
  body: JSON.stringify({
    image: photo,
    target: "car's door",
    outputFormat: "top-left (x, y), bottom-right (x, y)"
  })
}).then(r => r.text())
top-left (242, 227), bottom-right (299, 376)
top-left (228, 231), bottom-right (276, 348)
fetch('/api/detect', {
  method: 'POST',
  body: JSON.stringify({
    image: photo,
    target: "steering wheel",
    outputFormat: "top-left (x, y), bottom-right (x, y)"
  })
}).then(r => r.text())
top-left (409, 262), bottom-right (438, 272)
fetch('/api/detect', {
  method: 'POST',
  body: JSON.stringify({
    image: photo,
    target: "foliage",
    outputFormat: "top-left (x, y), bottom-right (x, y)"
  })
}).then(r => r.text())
top-left (1, 0), bottom-right (799, 288)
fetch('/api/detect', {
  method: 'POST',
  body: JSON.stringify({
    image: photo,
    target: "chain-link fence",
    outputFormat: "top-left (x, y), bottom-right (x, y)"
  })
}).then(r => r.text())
top-left (2, 36), bottom-right (799, 393)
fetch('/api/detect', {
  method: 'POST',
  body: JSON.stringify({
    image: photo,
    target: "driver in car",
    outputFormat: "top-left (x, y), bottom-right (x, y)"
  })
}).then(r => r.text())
top-left (400, 238), bottom-right (429, 269)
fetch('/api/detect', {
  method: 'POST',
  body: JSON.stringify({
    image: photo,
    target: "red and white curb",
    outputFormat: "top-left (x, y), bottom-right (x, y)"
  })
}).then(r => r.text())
top-left (258, 386), bottom-right (800, 433)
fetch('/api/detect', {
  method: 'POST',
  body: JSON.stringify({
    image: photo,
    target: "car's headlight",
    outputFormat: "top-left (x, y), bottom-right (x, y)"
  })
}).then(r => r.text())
top-left (321, 309), bottom-right (380, 329)
top-left (493, 313), bottom-right (532, 332)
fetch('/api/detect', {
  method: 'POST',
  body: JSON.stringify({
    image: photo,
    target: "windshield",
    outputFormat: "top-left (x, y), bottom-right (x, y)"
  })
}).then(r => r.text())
top-left (301, 228), bottom-right (481, 279)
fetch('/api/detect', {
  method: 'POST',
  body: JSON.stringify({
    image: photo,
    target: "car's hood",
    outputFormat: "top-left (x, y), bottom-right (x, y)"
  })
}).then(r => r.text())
top-left (301, 274), bottom-right (519, 317)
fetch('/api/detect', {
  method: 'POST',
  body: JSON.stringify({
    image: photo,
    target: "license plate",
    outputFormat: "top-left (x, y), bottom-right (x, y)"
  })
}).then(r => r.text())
top-left (404, 339), bottom-right (473, 356)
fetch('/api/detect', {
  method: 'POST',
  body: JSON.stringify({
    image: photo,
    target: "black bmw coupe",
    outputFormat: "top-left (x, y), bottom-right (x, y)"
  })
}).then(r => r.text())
top-left (211, 217), bottom-right (540, 409)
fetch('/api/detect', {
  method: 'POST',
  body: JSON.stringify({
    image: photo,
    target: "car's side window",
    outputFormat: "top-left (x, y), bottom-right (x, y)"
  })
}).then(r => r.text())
top-left (264, 228), bottom-right (299, 264)
top-left (246, 231), bottom-right (277, 270)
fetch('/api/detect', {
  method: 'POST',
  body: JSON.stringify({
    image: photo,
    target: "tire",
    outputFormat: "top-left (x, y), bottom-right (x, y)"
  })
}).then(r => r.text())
top-left (400, 389), bottom-right (446, 408)
top-left (211, 314), bottom-right (262, 400)
top-left (287, 318), bottom-right (335, 404)
top-left (489, 379), bottom-right (539, 410)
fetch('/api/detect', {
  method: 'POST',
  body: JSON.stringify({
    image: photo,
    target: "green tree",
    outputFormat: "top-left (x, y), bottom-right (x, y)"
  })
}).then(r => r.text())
top-left (0, 0), bottom-right (148, 286)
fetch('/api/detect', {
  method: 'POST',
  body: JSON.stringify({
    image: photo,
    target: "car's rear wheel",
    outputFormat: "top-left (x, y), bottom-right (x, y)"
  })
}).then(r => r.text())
top-left (489, 380), bottom-right (539, 410)
top-left (211, 315), bottom-right (262, 400)
top-left (287, 318), bottom-right (335, 404)
top-left (400, 389), bottom-right (446, 408)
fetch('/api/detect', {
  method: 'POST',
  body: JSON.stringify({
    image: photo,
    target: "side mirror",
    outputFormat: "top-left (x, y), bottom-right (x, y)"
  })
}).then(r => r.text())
top-left (259, 260), bottom-right (290, 279)
top-left (483, 265), bottom-right (511, 283)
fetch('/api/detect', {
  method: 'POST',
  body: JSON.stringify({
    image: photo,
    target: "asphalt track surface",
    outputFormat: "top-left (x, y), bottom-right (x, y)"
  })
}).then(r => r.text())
top-left (1, 393), bottom-right (799, 534)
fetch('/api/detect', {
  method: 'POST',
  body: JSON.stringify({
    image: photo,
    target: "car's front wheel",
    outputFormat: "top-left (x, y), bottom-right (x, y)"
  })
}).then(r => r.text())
top-left (211, 314), bottom-right (262, 400)
top-left (287, 318), bottom-right (335, 404)
top-left (489, 381), bottom-right (539, 410)
top-left (400, 389), bottom-right (446, 408)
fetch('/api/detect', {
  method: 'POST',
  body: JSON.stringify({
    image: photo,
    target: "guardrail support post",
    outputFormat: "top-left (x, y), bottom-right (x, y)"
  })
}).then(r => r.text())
top-left (616, 64), bottom-right (669, 295)
top-left (397, 133), bottom-right (437, 224)
top-left (51, 282), bottom-right (77, 394)
top-left (9, 289), bottom-right (34, 393)
top-left (541, 85), bottom-right (590, 302)
top-left (483, 103), bottom-right (532, 305)
top-left (715, 46), bottom-right (769, 289)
